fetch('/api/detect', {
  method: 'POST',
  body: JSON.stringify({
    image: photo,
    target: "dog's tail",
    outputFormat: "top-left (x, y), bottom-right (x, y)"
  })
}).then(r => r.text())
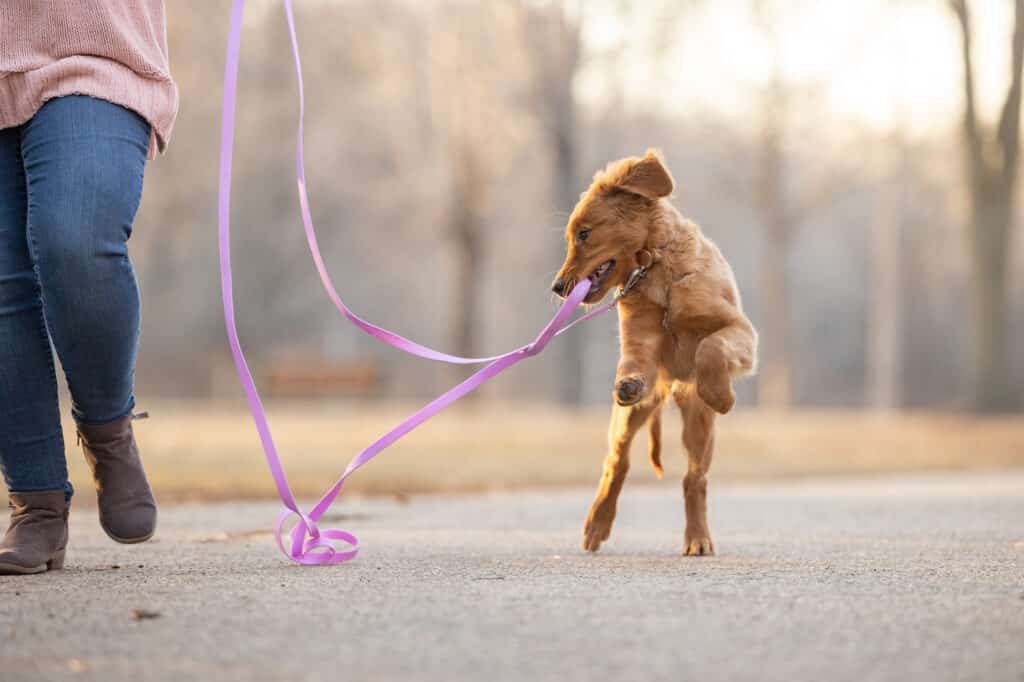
top-left (648, 402), bottom-right (664, 478)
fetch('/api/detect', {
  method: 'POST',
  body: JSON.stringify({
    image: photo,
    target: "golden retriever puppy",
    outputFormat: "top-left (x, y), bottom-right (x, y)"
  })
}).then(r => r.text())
top-left (551, 149), bottom-right (757, 555)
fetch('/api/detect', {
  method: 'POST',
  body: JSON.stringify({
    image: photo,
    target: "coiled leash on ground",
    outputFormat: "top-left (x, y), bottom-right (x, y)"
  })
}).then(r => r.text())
top-left (217, 0), bottom-right (649, 564)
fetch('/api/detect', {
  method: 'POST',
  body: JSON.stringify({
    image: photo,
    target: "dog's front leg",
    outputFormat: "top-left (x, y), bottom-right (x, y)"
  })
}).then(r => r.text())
top-left (583, 399), bottom-right (661, 552)
top-left (614, 302), bottom-right (663, 406)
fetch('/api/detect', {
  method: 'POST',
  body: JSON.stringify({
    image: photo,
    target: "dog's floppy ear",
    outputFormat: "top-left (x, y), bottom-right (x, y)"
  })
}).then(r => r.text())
top-left (615, 149), bottom-right (674, 200)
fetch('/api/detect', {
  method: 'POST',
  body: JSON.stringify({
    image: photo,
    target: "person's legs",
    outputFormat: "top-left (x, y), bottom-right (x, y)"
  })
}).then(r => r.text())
top-left (21, 95), bottom-right (149, 425)
top-left (0, 126), bottom-right (70, 498)
top-left (0, 126), bottom-right (72, 573)
top-left (21, 96), bottom-right (156, 544)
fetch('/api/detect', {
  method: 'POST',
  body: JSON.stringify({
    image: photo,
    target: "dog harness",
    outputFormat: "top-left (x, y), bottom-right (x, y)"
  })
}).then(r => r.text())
top-left (217, 0), bottom-right (650, 564)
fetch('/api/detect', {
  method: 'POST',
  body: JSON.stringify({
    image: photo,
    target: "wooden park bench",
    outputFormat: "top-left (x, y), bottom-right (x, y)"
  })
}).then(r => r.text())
top-left (264, 359), bottom-right (380, 398)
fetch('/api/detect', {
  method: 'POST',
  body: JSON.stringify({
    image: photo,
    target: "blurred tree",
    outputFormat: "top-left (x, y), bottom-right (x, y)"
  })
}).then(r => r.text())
top-left (866, 128), bottom-right (907, 410)
top-left (428, 2), bottom-right (535, 374)
top-left (754, 50), bottom-right (793, 410)
top-left (950, 0), bottom-right (1024, 411)
top-left (523, 1), bottom-right (585, 403)
top-left (750, 0), bottom-right (870, 409)
top-left (124, 0), bottom-right (1021, 412)
top-left (531, 0), bottom-right (686, 404)
top-left (441, 8), bottom-right (496, 367)
top-left (750, 0), bottom-right (804, 410)
top-left (137, 0), bottom-right (234, 394)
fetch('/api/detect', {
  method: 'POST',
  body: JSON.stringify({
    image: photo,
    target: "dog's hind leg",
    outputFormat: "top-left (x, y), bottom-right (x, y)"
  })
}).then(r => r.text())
top-left (674, 385), bottom-right (717, 556)
top-left (694, 320), bottom-right (757, 415)
top-left (582, 394), bottom-right (662, 552)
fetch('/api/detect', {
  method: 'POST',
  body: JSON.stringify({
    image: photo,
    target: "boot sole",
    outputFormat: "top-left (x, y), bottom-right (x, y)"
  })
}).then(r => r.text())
top-left (100, 524), bottom-right (155, 545)
top-left (0, 562), bottom-right (47, 575)
top-left (0, 549), bottom-right (66, 574)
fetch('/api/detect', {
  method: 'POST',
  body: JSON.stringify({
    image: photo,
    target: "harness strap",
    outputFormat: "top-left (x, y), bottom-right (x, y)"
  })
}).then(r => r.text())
top-left (218, 0), bottom-right (634, 564)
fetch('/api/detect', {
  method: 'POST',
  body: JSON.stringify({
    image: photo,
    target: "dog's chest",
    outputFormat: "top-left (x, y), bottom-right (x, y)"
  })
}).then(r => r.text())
top-left (638, 276), bottom-right (700, 380)
top-left (658, 324), bottom-right (699, 381)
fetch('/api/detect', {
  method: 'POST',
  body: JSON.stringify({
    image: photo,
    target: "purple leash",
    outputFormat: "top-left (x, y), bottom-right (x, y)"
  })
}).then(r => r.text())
top-left (218, 0), bottom-right (633, 564)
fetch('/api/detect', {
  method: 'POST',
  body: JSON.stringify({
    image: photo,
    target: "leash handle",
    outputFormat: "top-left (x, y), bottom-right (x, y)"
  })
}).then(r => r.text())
top-left (219, 0), bottom-right (623, 564)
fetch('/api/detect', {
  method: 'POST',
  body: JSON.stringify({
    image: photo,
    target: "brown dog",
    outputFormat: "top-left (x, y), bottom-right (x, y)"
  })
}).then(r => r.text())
top-left (552, 149), bottom-right (757, 555)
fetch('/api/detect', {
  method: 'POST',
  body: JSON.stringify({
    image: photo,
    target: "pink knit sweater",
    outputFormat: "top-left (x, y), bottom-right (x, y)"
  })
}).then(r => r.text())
top-left (0, 1), bottom-right (179, 158)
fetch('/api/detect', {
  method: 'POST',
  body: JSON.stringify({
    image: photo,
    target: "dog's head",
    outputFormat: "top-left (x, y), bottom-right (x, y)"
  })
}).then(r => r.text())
top-left (551, 149), bottom-right (674, 303)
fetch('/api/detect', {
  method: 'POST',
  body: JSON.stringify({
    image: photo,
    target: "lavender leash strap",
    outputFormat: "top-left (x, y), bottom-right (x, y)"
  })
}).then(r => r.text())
top-left (218, 0), bottom-right (619, 565)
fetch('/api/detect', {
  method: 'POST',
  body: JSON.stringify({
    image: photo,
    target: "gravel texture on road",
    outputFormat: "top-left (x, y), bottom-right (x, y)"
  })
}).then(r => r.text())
top-left (1, 473), bottom-right (1022, 682)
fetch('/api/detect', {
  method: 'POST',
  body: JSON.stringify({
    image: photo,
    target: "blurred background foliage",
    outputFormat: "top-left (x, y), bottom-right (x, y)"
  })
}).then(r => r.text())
top-left (132, 0), bottom-right (1024, 414)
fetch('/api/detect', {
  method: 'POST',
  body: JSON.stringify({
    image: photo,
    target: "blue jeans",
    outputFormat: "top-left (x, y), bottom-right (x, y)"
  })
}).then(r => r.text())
top-left (0, 95), bottom-right (149, 498)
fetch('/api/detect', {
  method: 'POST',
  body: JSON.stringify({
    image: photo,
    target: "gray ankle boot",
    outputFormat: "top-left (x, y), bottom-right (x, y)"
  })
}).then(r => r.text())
top-left (77, 414), bottom-right (157, 544)
top-left (0, 490), bottom-right (69, 574)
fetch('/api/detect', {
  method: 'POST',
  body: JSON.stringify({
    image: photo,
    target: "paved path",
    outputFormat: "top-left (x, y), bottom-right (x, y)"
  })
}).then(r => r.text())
top-left (2, 473), bottom-right (1022, 682)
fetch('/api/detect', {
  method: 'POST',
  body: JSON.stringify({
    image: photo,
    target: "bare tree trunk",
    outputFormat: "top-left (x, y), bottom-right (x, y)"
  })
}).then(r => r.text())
top-left (428, 2), bottom-right (532, 391)
top-left (450, 223), bottom-right (484, 362)
top-left (951, 0), bottom-right (1023, 412)
top-left (448, 96), bottom-right (487, 370)
top-left (866, 135), bottom-right (904, 410)
top-left (524, 2), bottom-right (585, 404)
top-left (756, 73), bottom-right (792, 410)
top-left (443, 6), bottom-right (498, 385)
top-left (553, 122), bottom-right (586, 404)
top-left (757, 232), bottom-right (791, 408)
top-left (552, 34), bottom-right (584, 406)
top-left (450, 156), bottom-right (485, 361)
top-left (969, 202), bottom-right (1012, 410)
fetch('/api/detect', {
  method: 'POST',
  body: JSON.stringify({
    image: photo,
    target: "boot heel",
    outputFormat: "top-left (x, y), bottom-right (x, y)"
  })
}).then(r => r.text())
top-left (47, 549), bottom-right (66, 571)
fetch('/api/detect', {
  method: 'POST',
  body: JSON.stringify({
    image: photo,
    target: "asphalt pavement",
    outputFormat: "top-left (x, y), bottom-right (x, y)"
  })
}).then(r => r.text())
top-left (1, 472), bottom-right (1022, 682)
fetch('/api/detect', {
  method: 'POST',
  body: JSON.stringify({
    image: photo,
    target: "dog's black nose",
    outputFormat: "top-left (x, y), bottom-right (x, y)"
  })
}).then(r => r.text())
top-left (551, 278), bottom-right (566, 296)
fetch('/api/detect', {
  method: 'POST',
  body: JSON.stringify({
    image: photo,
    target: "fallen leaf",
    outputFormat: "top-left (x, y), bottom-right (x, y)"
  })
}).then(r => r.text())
top-left (131, 609), bottom-right (161, 621)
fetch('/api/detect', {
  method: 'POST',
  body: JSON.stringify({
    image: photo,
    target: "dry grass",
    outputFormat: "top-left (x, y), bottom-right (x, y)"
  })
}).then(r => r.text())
top-left (61, 400), bottom-right (1024, 503)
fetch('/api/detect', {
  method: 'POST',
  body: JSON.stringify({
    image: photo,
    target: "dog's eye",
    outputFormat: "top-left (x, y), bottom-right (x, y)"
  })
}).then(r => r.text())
top-left (578, 229), bottom-right (591, 242)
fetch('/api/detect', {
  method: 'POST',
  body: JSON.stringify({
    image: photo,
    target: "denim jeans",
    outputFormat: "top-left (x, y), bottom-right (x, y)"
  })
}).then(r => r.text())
top-left (0, 95), bottom-right (149, 498)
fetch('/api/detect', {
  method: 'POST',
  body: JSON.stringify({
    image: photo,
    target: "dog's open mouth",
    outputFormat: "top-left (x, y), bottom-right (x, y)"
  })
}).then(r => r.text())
top-left (585, 260), bottom-right (616, 301)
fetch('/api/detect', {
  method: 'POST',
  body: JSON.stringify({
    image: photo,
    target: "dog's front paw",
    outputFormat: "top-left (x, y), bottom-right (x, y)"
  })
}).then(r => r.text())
top-left (614, 376), bottom-right (647, 406)
top-left (582, 505), bottom-right (615, 552)
top-left (683, 531), bottom-right (715, 556)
